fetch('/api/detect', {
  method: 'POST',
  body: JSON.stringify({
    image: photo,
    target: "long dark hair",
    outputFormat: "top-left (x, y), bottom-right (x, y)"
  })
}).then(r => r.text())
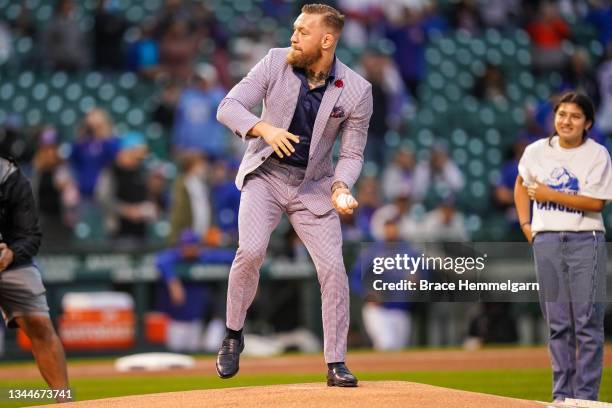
top-left (548, 91), bottom-right (595, 146)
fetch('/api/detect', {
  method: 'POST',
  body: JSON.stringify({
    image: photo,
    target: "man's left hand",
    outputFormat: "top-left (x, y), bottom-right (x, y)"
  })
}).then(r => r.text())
top-left (332, 187), bottom-right (358, 215)
top-left (0, 243), bottom-right (14, 272)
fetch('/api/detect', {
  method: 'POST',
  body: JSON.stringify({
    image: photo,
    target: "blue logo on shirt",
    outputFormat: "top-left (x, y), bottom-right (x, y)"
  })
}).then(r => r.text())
top-left (546, 167), bottom-right (579, 193)
top-left (537, 167), bottom-right (582, 214)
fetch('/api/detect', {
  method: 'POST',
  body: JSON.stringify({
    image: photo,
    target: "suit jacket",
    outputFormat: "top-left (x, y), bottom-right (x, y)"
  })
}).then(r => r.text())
top-left (217, 47), bottom-right (373, 216)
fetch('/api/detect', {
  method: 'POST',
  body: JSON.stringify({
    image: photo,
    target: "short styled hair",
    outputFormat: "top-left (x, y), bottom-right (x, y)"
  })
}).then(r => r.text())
top-left (301, 3), bottom-right (345, 34)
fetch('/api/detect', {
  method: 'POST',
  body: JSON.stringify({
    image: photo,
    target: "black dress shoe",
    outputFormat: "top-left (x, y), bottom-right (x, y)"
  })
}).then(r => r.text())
top-left (216, 335), bottom-right (244, 379)
top-left (327, 363), bottom-right (358, 387)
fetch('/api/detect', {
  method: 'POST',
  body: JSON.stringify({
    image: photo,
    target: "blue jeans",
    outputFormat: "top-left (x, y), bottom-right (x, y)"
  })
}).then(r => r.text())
top-left (533, 231), bottom-right (606, 401)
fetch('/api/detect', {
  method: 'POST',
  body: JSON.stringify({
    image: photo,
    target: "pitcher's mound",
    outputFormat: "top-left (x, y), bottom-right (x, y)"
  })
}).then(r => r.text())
top-left (36, 381), bottom-right (545, 408)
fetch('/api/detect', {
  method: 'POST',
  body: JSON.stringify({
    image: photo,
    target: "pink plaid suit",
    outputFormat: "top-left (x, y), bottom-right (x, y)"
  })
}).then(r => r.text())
top-left (217, 47), bottom-right (373, 363)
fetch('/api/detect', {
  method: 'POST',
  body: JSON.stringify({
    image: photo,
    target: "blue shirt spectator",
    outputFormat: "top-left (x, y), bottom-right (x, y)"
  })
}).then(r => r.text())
top-left (156, 230), bottom-right (235, 321)
top-left (586, 4), bottom-right (612, 48)
top-left (70, 108), bottom-right (120, 198)
top-left (172, 64), bottom-right (227, 158)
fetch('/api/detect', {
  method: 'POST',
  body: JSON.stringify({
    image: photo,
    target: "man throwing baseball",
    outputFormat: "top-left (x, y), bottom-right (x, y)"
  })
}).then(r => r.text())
top-left (215, 3), bottom-right (372, 386)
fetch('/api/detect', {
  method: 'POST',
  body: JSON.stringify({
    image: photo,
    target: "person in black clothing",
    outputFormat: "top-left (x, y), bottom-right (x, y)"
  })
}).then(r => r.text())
top-left (93, 0), bottom-right (129, 71)
top-left (32, 128), bottom-right (80, 250)
top-left (0, 155), bottom-right (71, 401)
top-left (96, 132), bottom-right (157, 244)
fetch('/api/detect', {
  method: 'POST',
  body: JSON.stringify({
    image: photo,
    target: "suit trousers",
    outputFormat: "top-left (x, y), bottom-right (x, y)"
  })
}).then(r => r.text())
top-left (225, 157), bottom-right (349, 363)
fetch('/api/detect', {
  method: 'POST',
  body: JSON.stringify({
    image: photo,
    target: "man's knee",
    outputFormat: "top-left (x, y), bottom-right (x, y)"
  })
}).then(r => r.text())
top-left (16, 315), bottom-right (58, 343)
top-left (236, 243), bottom-right (267, 265)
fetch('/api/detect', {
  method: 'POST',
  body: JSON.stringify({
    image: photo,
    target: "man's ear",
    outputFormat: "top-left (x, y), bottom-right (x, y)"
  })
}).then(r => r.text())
top-left (321, 33), bottom-right (335, 50)
top-left (586, 120), bottom-right (593, 131)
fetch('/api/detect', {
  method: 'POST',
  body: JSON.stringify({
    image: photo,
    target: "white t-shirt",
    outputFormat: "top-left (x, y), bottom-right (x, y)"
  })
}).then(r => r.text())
top-left (518, 136), bottom-right (612, 233)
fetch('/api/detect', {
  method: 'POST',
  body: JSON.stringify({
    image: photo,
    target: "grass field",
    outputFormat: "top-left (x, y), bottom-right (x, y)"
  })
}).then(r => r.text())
top-left (0, 364), bottom-right (610, 407)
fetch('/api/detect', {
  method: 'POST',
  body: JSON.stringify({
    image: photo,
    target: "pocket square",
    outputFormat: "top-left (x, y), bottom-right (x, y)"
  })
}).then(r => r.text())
top-left (330, 106), bottom-right (345, 118)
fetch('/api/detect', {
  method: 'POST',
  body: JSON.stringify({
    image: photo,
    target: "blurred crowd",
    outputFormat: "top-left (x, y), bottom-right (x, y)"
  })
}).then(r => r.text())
top-left (1, 0), bottom-right (612, 349)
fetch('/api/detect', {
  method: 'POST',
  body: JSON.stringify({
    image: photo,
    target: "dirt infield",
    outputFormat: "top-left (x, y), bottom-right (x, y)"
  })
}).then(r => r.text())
top-left (2, 346), bottom-right (611, 379)
top-left (34, 381), bottom-right (544, 408)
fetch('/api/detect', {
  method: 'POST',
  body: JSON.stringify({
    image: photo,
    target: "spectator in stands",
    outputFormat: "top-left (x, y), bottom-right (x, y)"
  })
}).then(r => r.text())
top-left (146, 162), bottom-right (170, 218)
top-left (465, 302), bottom-right (519, 348)
top-left (382, 147), bottom-right (415, 202)
top-left (9, 4), bottom-right (36, 38)
top-left (261, 0), bottom-right (293, 20)
top-left (93, 0), bottom-right (129, 71)
top-left (96, 132), bottom-right (157, 244)
top-left (70, 108), bottom-right (120, 200)
top-left (210, 158), bottom-right (241, 245)
top-left (361, 50), bottom-right (389, 168)
top-left (31, 127), bottom-right (79, 249)
top-left (360, 50), bottom-right (410, 168)
top-left (370, 188), bottom-right (421, 243)
top-left (172, 64), bottom-right (227, 158)
top-left (585, 0), bottom-right (612, 49)
top-left (525, 1), bottom-right (569, 73)
top-left (351, 217), bottom-right (417, 350)
top-left (561, 48), bottom-right (601, 107)
top-left (417, 196), bottom-right (469, 242)
top-left (412, 143), bottom-right (465, 203)
top-left (493, 137), bottom-right (529, 240)
top-left (151, 80), bottom-right (182, 153)
top-left (153, 0), bottom-right (193, 39)
top-left (337, 0), bottom-right (382, 48)
top-left (384, 6), bottom-right (431, 98)
top-left (354, 176), bottom-right (381, 241)
top-left (158, 19), bottom-right (198, 82)
top-left (421, 1), bottom-right (449, 36)
top-left (597, 43), bottom-right (612, 137)
top-left (168, 152), bottom-right (211, 245)
top-left (477, 0), bottom-right (519, 28)
top-left (126, 18), bottom-right (160, 78)
top-left (191, 2), bottom-right (227, 47)
top-left (471, 63), bottom-right (507, 104)
top-left (449, 0), bottom-right (483, 36)
top-left (42, 0), bottom-right (89, 71)
top-left (155, 229), bottom-right (235, 352)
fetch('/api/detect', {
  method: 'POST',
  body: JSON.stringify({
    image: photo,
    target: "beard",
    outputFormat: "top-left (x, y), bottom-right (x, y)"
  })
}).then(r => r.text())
top-left (287, 47), bottom-right (322, 69)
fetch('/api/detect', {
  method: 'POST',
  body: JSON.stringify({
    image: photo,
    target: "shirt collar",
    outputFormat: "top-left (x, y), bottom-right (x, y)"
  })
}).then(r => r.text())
top-left (328, 56), bottom-right (337, 81)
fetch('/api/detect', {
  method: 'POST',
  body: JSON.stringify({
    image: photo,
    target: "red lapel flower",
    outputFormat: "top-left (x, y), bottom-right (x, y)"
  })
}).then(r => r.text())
top-left (334, 79), bottom-right (343, 88)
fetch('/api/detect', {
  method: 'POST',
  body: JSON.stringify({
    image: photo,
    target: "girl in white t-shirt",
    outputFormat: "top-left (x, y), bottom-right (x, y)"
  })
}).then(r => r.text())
top-left (514, 91), bottom-right (612, 403)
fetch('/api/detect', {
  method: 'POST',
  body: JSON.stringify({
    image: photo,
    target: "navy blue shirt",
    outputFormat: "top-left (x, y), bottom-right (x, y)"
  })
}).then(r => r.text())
top-left (281, 59), bottom-right (336, 167)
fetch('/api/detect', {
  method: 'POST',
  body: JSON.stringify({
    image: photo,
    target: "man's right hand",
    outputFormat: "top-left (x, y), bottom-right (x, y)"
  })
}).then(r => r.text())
top-left (250, 122), bottom-right (299, 158)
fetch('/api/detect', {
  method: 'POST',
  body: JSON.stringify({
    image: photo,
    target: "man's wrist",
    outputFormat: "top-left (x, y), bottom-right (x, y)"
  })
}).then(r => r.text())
top-left (331, 181), bottom-right (348, 193)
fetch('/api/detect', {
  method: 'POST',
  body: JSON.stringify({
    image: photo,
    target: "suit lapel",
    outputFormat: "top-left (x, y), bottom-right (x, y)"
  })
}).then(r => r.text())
top-left (282, 68), bottom-right (302, 129)
top-left (309, 62), bottom-right (346, 156)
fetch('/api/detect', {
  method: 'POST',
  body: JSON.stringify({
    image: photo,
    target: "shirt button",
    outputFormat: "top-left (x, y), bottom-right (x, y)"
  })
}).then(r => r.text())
top-left (261, 156), bottom-right (266, 161)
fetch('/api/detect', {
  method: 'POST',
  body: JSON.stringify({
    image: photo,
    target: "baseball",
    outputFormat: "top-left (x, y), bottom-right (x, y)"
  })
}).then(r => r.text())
top-left (336, 193), bottom-right (356, 210)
